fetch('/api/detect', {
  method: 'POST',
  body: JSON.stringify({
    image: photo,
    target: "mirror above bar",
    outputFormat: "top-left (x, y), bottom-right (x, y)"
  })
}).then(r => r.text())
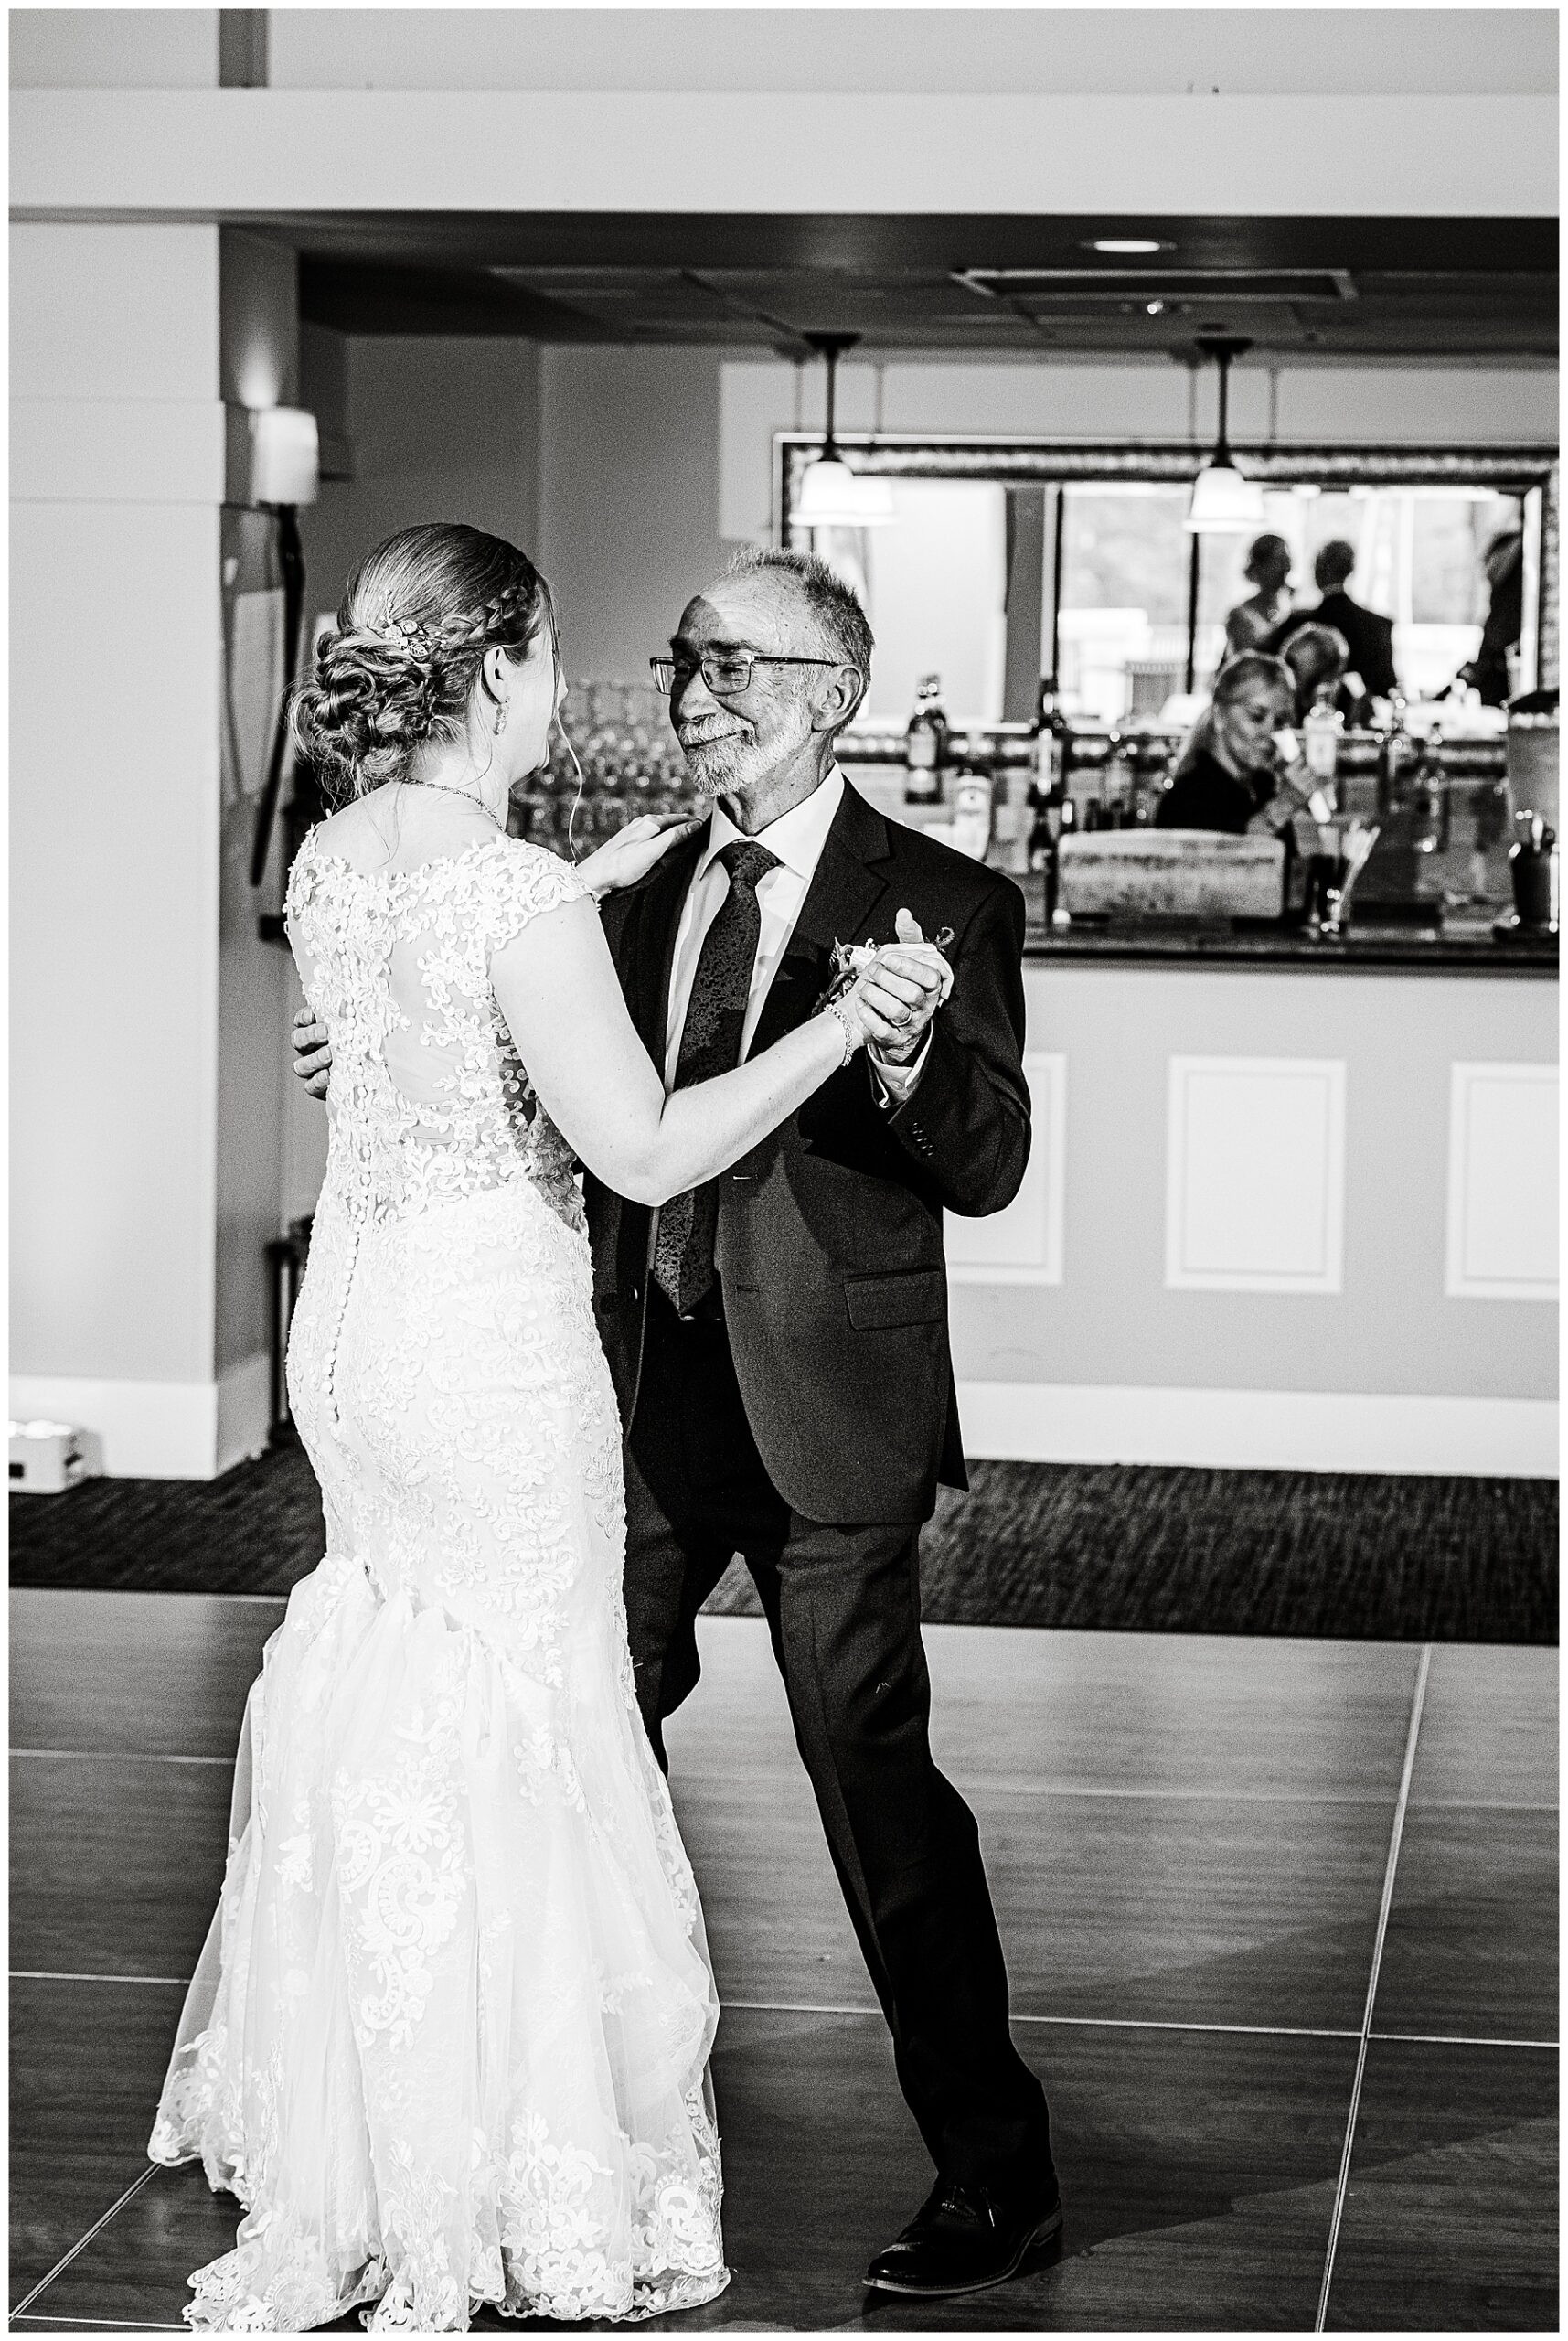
top-left (775, 435), bottom-right (1559, 955)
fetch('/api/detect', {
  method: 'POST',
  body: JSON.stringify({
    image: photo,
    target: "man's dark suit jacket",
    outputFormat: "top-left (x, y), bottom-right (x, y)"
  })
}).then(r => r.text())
top-left (584, 778), bottom-right (1030, 1529)
top-left (1269, 591), bottom-right (1400, 700)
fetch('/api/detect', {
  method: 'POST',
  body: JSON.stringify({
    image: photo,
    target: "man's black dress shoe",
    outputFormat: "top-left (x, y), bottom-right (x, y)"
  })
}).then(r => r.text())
top-left (863, 2173), bottom-right (1063, 2297)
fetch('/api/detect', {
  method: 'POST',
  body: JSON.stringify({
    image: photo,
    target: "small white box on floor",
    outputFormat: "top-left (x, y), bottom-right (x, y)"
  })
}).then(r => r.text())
top-left (8, 1417), bottom-right (102, 1493)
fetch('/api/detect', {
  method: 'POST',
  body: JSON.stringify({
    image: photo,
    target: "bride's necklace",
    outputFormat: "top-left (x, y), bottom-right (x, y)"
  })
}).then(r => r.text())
top-left (410, 778), bottom-right (505, 829)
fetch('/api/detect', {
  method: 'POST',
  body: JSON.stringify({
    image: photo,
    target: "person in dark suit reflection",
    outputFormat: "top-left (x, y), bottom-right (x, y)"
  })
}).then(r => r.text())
top-left (1268, 539), bottom-right (1400, 703)
top-left (293, 545), bottom-right (1059, 2303)
top-left (1455, 525), bottom-right (1525, 706)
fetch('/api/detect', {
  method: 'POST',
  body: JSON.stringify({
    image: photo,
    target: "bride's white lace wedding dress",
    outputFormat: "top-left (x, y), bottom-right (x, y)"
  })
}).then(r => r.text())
top-left (149, 830), bottom-right (728, 2333)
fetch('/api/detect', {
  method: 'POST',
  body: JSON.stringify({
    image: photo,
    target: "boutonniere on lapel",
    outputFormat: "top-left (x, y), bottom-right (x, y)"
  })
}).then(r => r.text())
top-left (818, 921), bottom-right (956, 1012)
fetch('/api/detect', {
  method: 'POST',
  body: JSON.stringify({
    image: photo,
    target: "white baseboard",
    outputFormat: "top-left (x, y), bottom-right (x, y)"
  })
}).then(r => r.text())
top-left (12, 1364), bottom-right (1554, 1482)
top-left (10, 1352), bottom-right (272, 1480)
top-left (956, 1380), bottom-right (1559, 1479)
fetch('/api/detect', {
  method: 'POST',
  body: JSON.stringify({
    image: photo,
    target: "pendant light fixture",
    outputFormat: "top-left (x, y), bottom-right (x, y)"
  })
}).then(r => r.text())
top-left (1186, 336), bottom-right (1266, 534)
top-left (795, 331), bottom-right (895, 529)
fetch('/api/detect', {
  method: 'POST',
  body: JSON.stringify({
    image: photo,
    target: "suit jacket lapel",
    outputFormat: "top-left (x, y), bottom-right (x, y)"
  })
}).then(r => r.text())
top-left (750, 780), bottom-right (893, 1054)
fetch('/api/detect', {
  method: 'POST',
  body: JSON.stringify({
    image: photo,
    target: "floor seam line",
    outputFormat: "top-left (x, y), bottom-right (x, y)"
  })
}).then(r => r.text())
top-left (1315, 1641), bottom-right (1431, 2333)
top-left (10, 2164), bottom-right (160, 2319)
top-left (7, 1974), bottom-right (1556, 2052)
top-left (11, 1970), bottom-right (192, 1986)
top-left (11, 2318), bottom-right (181, 2331)
top-left (11, 1749), bottom-right (234, 1765)
top-left (722, 2001), bottom-right (1360, 2040)
top-left (1371, 2030), bottom-right (1560, 2050)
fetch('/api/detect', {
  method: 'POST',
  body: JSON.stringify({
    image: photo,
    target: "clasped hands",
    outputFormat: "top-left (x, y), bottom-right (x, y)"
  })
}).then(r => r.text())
top-left (829, 910), bottom-right (952, 1064)
top-left (291, 903), bottom-right (952, 1099)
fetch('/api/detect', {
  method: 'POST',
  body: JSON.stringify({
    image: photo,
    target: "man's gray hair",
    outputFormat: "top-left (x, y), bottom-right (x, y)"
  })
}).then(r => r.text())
top-left (724, 544), bottom-right (874, 728)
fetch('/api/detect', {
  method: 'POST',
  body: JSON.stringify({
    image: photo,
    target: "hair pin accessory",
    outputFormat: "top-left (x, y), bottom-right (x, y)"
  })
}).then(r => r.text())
top-left (372, 596), bottom-right (427, 654)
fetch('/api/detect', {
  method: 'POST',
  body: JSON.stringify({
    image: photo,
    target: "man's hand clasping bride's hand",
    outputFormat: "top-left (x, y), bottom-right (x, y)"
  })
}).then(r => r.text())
top-left (831, 909), bottom-right (951, 1064)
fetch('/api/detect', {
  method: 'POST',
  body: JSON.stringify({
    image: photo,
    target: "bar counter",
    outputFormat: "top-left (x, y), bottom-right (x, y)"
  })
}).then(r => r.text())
top-left (938, 852), bottom-right (1557, 1481)
top-left (1018, 906), bottom-right (1560, 974)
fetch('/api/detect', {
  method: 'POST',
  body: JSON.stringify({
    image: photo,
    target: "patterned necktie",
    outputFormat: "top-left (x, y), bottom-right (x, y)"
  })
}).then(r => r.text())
top-left (652, 837), bottom-right (782, 1317)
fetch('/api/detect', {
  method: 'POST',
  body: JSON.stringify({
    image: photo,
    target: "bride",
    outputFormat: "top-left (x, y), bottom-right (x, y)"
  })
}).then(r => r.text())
top-left (147, 523), bottom-right (899, 2331)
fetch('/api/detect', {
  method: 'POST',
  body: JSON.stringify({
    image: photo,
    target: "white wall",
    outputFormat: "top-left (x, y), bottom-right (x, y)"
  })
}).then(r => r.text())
top-left (537, 346), bottom-right (728, 685)
top-left (261, 8), bottom-right (1556, 96)
top-left (10, 223), bottom-right (228, 1469)
top-left (13, 88), bottom-right (1556, 218)
top-left (11, 6), bottom-right (219, 86)
top-left (13, 9), bottom-right (1555, 96)
top-left (298, 332), bottom-right (541, 622)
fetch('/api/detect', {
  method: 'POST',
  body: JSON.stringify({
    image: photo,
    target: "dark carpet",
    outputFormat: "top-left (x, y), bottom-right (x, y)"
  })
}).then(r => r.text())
top-left (8, 1444), bottom-right (1557, 1642)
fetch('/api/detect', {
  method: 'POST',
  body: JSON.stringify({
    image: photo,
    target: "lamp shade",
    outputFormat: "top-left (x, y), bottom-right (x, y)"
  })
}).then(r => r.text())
top-left (843, 473), bottom-right (895, 524)
top-left (249, 406), bottom-right (320, 508)
top-left (1186, 458), bottom-right (1265, 534)
top-left (795, 456), bottom-right (894, 529)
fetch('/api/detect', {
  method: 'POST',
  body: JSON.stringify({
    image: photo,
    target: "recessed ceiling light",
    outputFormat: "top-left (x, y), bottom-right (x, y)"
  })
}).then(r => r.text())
top-left (1088, 239), bottom-right (1170, 256)
top-left (1146, 301), bottom-right (1168, 315)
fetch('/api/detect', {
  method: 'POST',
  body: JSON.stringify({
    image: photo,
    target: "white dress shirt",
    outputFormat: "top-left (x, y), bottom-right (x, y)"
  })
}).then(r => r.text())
top-left (663, 764), bottom-right (927, 1103)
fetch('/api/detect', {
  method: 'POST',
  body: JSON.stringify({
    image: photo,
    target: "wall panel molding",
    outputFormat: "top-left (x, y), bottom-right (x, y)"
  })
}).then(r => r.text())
top-left (1166, 1054), bottom-right (1346, 1294)
top-left (947, 1051), bottom-right (1065, 1287)
top-left (1446, 1061), bottom-right (1559, 1301)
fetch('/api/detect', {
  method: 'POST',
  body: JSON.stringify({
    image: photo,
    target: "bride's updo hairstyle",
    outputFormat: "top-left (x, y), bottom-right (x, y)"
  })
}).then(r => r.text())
top-left (292, 523), bottom-right (556, 802)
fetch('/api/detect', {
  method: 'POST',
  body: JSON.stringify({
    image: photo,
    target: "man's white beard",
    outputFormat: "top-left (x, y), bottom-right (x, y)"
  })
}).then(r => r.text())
top-left (680, 701), bottom-right (814, 803)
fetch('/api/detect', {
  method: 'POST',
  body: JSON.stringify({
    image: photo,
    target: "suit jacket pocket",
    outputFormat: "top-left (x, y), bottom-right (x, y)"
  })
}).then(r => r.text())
top-left (844, 1267), bottom-right (947, 1331)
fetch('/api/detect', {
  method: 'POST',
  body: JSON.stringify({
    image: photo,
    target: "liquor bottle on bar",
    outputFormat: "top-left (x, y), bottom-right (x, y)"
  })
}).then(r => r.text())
top-left (1031, 675), bottom-right (1069, 800)
top-left (904, 673), bottom-right (947, 804)
top-left (1302, 685), bottom-right (1343, 802)
top-left (1027, 674), bottom-right (1072, 849)
top-left (1043, 795), bottom-right (1075, 925)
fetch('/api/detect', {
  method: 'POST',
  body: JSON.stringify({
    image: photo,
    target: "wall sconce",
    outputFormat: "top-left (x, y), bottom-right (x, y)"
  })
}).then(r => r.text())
top-left (248, 405), bottom-right (320, 508)
top-left (227, 405), bottom-right (320, 510)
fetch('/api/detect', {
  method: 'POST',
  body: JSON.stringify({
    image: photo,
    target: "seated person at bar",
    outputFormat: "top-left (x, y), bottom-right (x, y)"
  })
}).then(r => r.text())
top-left (1224, 533), bottom-right (1294, 657)
top-left (1156, 652), bottom-right (1317, 839)
top-left (1281, 620), bottom-right (1351, 722)
top-left (1267, 539), bottom-right (1399, 701)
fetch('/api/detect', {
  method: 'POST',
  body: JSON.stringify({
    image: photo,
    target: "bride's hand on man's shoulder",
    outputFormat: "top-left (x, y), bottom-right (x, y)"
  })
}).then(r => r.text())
top-left (291, 1005), bottom-right (332, 1098)
top-left (575, 812), bottom-right (702, 901)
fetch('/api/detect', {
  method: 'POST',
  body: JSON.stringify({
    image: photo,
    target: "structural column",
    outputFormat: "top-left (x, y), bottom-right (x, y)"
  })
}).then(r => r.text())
top-left (10, 220), bottom-right (288, 1475)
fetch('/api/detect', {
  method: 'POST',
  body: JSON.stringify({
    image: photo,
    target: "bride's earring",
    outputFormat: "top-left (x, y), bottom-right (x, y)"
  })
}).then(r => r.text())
top-left (494, 696), bottom-right (509, 738)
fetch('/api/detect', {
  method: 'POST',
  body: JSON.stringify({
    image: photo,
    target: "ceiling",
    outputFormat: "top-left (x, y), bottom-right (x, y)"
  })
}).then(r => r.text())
top-left (277, 211), bottom-right (1559, 360)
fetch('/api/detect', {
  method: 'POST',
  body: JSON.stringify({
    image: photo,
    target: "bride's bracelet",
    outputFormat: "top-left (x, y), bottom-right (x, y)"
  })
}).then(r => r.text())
top-left (821, 999), bottom-right (859, 1066)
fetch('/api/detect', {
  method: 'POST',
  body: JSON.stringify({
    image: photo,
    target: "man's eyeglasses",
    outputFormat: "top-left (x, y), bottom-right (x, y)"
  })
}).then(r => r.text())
top-left (649, 651), bottom-right (843, 699)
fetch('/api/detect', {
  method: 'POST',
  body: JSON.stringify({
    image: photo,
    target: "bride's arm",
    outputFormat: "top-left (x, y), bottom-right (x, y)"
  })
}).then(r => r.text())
top-left (491, 896), bottom-right (901, 1206)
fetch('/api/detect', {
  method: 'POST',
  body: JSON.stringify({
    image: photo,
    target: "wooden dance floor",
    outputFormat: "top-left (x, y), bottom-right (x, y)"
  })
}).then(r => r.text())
top-left (10, 1592), bottom-right (1559, 2331)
